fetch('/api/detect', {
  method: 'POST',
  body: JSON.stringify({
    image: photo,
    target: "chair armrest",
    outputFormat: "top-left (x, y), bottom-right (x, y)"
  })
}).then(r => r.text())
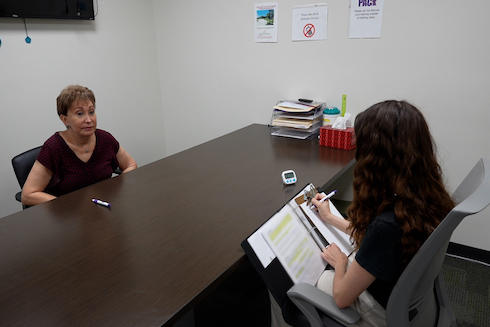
top-left (111, 168), bottom-right (123, 177)
top-left (15, 191), bottom-right (22, 202)
top-left (288, 283), bottom-right (360, 327)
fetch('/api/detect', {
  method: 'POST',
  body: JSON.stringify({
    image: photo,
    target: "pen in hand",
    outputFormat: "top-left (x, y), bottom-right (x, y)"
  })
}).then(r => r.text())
top-left (310, 190), bottom-right (337, 209)
top-left (319, 190), bottom-right (337, 203)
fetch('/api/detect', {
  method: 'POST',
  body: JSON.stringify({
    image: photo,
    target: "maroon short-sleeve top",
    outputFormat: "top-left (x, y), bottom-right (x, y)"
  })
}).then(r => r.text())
top-left (37, 129), bottom-right (120, 197)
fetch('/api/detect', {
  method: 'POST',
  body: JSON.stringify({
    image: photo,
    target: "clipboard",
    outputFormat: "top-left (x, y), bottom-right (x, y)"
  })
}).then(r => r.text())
top-left (241, 227), bottom-right (305, 325)
top-left (241, 183), bottom-right (354, 325)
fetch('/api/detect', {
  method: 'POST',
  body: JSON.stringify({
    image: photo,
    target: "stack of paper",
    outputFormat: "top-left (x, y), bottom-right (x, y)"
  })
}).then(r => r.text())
top-left (271, 101), bottom-right (325, 139)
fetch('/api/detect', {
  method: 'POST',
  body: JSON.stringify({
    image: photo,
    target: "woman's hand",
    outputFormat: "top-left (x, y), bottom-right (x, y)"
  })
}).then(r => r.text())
top-left (321, 243), bottom-right (348, 270)
top-left (311, 194), bottom-right (336, 223)
top-left (311, 195), bottom-right (351, 234)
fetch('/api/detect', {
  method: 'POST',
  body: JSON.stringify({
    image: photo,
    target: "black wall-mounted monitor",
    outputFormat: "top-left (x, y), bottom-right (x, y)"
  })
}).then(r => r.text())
top-left (0, 0), bottom-right (95, 20)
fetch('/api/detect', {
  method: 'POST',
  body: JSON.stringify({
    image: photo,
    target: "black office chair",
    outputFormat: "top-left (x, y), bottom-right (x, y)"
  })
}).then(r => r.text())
top-left (287, 158), bottom-right (490, 327)
top-left (12, 146), bottom-right (43, 209)
top-left (12, 146), bottom-right (124, 210)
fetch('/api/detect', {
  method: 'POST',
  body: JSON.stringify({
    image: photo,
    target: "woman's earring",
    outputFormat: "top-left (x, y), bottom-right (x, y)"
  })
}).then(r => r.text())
top-left (66, 125), bottom-right (70, 129)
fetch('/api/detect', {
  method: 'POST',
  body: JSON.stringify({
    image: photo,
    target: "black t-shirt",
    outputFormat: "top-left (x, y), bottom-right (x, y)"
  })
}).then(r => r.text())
top-left (355, 210), bottom-right (403, 308)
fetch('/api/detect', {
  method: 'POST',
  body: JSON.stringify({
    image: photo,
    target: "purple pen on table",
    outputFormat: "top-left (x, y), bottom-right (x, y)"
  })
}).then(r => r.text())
top-left (92, 198), bottom-right (111, 207)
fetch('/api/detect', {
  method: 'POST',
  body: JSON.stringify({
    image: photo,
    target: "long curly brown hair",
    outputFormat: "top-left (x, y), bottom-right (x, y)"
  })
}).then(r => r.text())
top-left (346, 100), bottom-right (454, 265)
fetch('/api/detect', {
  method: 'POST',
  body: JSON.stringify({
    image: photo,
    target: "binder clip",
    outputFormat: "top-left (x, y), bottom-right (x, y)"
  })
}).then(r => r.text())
top-left (304, 186), bottom-right (319, 207)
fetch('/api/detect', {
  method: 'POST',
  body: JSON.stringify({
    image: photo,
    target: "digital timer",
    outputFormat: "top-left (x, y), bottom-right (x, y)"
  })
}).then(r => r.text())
top-left (281, 170), bottom-right (297, 185)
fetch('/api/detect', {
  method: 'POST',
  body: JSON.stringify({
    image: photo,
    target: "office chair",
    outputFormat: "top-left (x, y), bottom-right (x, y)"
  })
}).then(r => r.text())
top-left (287, 158), bottom-right (490, 327)
top-left (12, 146), bottom-right (43, 209)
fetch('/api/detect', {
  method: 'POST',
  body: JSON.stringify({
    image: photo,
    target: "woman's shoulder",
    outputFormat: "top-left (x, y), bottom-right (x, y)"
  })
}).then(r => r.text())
top-left (95, 129), bottom-right (117, 140)
top-left (42, 132), bottom-right (65, 148)
top-left (375, 210), bottom-right (397, 223)
top-left (38, 133), bottom-right (66, 168)
top-left (368, 210), bottom-right (399, 232)
top-left (95, 129), bottom-right (119, 151)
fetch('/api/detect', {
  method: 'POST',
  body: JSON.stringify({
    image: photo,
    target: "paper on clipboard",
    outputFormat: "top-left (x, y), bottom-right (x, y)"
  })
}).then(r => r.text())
top-left (300, 201), bottom-right (353, 255)
top-left (246, 183), bottom-right (354, 275)
top-left (262, 206), bottom-right (327, 285)
top-left (247, 221), bottom-right (277, 268)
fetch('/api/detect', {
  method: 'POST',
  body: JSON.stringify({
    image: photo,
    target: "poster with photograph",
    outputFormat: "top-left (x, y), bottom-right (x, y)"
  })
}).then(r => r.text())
top-left (254, 2), bottom-right (278, 43)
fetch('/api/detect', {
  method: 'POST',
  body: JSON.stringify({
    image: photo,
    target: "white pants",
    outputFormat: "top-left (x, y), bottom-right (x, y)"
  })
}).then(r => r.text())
top-left (271, 253), bottom-right (387, 327)
top-left (316, 254), bottom-right (387, 327)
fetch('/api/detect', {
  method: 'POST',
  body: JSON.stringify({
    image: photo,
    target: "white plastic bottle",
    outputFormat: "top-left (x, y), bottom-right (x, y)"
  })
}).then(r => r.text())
top-left (323, 107), bottom-right (340, 126)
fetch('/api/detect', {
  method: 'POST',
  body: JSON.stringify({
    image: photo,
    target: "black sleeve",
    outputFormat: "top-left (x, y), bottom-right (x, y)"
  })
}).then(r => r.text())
top-left (355, 212), bottom-right (402, 281)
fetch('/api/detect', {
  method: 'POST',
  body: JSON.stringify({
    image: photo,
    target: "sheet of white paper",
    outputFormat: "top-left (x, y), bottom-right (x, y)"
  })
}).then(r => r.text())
top-left (261, 205), bottom-right (327, 285)
top-left (349, 0), bottom-right (384, 39)
top-left (300, 201), bottom-right (354, 256)
top-left (255, 2), bottom-right (278, 43)
top-left (276, 101), bottom-right (315, 110)
top-left (245, 183), bottom-right (353, 275)
top-left (292, 4), bottom-right (328, 41)
top-left (247, 218), bottom-right (279, 268)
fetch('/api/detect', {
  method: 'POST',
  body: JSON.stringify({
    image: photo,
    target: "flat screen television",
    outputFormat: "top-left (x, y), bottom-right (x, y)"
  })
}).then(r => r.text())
top-left (0, 0), bottom-right (95, 20)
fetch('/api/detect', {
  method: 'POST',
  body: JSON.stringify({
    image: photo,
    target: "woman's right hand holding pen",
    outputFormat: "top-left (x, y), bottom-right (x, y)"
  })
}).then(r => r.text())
top-left (311, 194), bottom-right (337, 224)
top-left (311, 194), bottom-right (351, 234)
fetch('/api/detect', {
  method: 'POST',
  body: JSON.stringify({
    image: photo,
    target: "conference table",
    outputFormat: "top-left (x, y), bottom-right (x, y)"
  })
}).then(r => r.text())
top-left (0, 124), bottom-right (355, 326)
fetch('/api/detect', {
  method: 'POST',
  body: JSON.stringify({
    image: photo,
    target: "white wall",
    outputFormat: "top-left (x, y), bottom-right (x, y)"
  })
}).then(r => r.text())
top-left (0, 0), bottom-right (166, 217)
top-left (1, 0), bottom-right (489, 251)
top-left (153, 0), bottom-right (490, 251)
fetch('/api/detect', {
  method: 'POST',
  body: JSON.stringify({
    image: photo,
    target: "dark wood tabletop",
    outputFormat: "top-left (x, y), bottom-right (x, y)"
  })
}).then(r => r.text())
top-left (0, 124), bottom-right (355, 327)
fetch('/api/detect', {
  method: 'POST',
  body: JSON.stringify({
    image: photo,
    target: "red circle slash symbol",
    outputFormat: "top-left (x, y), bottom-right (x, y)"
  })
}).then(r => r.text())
top-left (303, 24), bottom-right (315, 38)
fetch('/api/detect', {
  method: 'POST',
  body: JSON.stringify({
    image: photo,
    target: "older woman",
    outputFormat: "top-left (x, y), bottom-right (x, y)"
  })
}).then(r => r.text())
top-left (22, 85), bottom-right (137, 206)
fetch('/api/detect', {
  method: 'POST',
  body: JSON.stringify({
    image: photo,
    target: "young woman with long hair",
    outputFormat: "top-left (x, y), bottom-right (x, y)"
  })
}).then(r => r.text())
top-left (311, 100), bottom-right (455, 326)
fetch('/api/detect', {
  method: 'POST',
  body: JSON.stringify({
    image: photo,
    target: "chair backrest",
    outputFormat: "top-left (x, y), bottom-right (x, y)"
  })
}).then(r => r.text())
top-left (12, 146), bottom-right (42, 189)
top-left (386, 158), bottom-right (490, 327)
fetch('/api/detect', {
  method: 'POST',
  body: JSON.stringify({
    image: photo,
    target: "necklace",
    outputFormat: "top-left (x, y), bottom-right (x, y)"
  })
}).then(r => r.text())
top-left (73, 136), bottom-right (91, 153)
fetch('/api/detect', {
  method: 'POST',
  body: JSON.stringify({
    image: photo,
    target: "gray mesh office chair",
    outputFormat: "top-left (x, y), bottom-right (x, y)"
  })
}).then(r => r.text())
top-left (12, 146), bottom-right (42, 209)
top-left (287, 158), bottom-right (490, 327)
